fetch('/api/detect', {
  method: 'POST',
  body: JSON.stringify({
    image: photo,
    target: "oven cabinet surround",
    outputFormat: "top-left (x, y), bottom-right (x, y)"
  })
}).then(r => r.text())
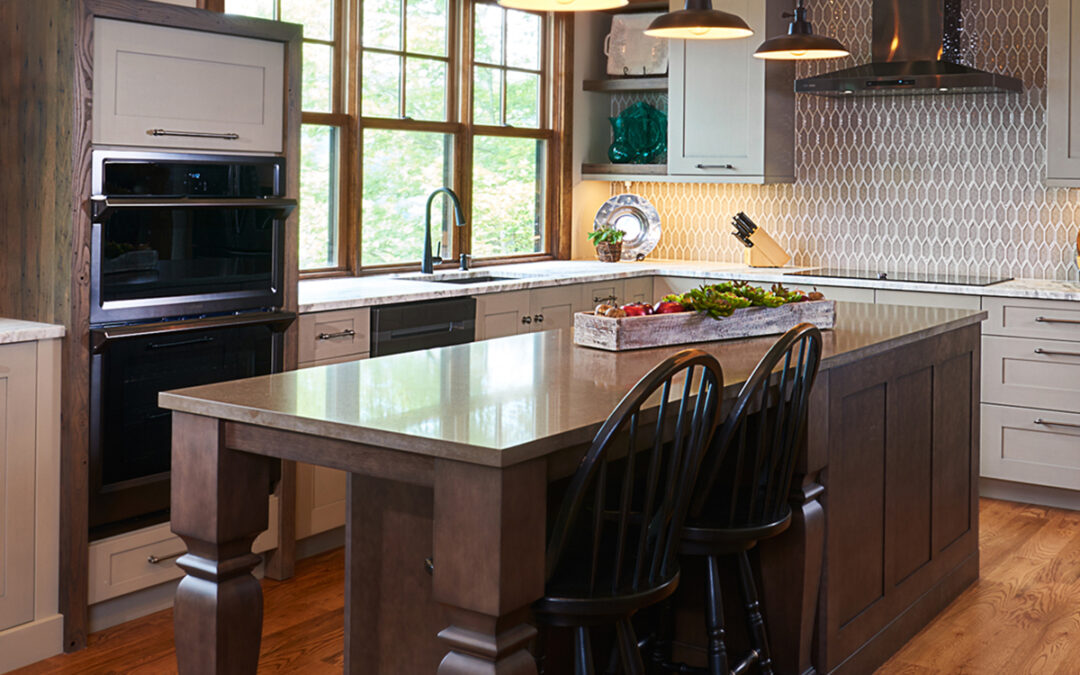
top-left (0, 331), bottom-right (64, 673)
top-left (92, 18), bottom-right (285, 153)
top-left (1047, 0), bottom-right (1080, 185)
top-left (980, 297), bottom-right (1080, 491)
top-left (0, 0), bottom-right (302, 652)
top-left (667, 0), bottom-right (795, 182)
top-left (161, 305), bottom-right (983, 675)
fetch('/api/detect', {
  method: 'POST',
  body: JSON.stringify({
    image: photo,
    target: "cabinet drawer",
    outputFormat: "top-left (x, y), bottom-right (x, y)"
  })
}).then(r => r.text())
top-left (89, 497), bottom-right (278, 604)
top-left (982, 403), bottom-right (1080, 490)
top-left (299, 308), bottom-right (371, 363)
top-left (983, 335), bottom-right (1080, 413)
top-left (93, 19), bottom-right (284, 153)
top-left (983, 297), bottom-right (1080, 340)
top-left (581, 280), bottom-right (626, 310)
top-left (874, 290), bottom-right (982, 310)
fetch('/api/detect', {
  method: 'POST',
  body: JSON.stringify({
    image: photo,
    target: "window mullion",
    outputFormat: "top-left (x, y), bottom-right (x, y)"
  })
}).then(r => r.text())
top-left (500, 8), bottom-right (508, 127)
top-left (398, 0), bottom-right (408, 118)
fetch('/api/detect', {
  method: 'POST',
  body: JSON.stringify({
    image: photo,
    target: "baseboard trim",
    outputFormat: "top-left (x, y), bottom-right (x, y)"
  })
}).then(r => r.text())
top-left (0, 614), bottom-right (64, 672)
top-left (980, 478), bottom-right (1080, 511)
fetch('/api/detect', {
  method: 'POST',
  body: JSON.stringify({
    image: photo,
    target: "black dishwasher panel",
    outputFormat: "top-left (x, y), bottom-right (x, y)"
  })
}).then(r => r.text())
top-left (370, 297), bottom-right (477, 357)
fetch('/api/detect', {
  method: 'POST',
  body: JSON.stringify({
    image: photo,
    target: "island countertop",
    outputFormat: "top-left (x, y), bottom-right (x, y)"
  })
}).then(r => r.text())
top-left (160, 302), bottom-right (985, 468)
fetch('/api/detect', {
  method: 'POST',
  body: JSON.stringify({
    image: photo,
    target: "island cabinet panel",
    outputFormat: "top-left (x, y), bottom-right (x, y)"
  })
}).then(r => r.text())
top-left (818, 327), bottom-right (979, 674)
top-left (93, 19), bottom-right (285, 153)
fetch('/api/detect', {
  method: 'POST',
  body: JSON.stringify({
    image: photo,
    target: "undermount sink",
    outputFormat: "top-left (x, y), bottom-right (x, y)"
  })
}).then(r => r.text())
top-left (395, 271), bottom-right (531, 285)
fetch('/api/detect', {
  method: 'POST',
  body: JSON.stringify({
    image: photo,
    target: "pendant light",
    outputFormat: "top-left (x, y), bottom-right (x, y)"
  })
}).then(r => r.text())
top-left (497, 0), bottom-right (627, 11)
top-left (643, 0), bottom-right (754, 40)
top-left (753, 0), bottom-right (848, 60)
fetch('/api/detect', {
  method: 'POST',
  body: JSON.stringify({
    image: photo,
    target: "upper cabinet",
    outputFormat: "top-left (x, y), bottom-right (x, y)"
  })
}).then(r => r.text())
top-left (1048, 0), bottom-right (1080, 185)
top-left (575, 1), bottom-right (794, 184)
top-left (93, 18), bottom-right (285, 153)
top-left (667, 0), bottom-right (794, 182)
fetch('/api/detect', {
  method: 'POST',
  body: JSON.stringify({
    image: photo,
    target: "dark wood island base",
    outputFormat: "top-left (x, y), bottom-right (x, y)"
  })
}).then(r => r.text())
top-left (163, 304), bottom-right (984, 675)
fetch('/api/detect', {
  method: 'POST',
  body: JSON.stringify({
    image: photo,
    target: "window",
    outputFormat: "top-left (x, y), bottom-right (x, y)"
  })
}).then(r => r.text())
top-left (224, 0), bottom-right (567, 274)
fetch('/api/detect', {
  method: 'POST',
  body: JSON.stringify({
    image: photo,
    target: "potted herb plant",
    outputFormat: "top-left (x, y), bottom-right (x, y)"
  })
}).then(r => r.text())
top-left (588, 227), bottom-right (625, 263)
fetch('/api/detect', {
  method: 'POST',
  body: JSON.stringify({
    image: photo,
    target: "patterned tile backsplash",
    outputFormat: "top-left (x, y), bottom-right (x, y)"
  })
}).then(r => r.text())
top-left (616, 0), bottom-right (1080, 281)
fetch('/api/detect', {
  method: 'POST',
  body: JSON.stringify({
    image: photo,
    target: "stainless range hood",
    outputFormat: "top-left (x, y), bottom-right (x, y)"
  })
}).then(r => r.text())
top-left (796, 0), bottom-right (1022, 96)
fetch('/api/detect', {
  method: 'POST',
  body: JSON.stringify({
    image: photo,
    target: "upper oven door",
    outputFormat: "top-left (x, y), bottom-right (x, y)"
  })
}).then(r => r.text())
top-left (89, 151), bottom-right (295, 325)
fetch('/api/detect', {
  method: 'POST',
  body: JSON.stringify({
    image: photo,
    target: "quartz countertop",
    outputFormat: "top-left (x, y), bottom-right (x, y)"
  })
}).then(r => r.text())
top-left (161, 303), bottom-right (985, 468)
top-left (0, 318), bottom-right (66, 345)
top-left (298, 260), bottom-right (1080, 313)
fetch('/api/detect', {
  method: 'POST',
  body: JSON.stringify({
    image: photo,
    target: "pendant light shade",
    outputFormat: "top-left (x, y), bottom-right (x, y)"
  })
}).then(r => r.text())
top-left (753, 0), bottom-right (849, 60)
top-left (497, 0), bottom-right (627, 11)
top-left (643, 0), bottom-right (754, 40)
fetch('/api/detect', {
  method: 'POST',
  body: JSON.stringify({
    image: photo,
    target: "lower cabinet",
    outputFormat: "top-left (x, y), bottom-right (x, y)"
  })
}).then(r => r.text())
top-left (874, 289), bottom-right (981, 310)
top-left (88, 497), bottom-right (281, 605)
top-left (529, 286), bottom-right (579, 333)
top-left (0, 336), bottom-right (63, 672)
top-left (982, 403), bottom-right (1080, 491)
top-left (296, 464), bottom-right (348, 539)
top-left (475, 291), bottom-right (533, 340)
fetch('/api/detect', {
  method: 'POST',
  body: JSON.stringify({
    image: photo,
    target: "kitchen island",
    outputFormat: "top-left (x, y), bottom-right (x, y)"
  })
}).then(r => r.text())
top-left (161, 302), bottom-right (985, 675)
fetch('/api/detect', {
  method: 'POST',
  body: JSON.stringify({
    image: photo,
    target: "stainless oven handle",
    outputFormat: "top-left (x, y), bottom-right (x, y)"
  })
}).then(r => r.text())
top-left (90, 196), bottom-right (297, 222)
top-left (149, 128), bottom-right (240, 141)
top-left (91, 311), bottom-right (296, 353)
top-left (148, 336), bottom-right (216, 350)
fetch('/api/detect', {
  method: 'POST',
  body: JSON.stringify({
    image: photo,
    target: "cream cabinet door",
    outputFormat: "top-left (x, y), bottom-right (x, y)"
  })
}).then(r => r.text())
top-left (624, 277), bottom-right (654, 305)
top-left (1047, 0), bottom-right (1080, 184)
top-left (653, 276), bottom-right (705, 300)
top-left (475, 291), bottom-right (532, 339)
top-left (784, 283), bottom-right (875, 304)
top-left (578, 280), bottom-right (626, 313)
top-left (874, 289), bottom-right (981, 310)
top-left (0, 343), bottom-right (39, 631)
top-left (296, 465), bottom-right (349, 539)
top-left (529, 286), bottom-right (579, 333)
top-left (93, 18), bottom-right (285, 153)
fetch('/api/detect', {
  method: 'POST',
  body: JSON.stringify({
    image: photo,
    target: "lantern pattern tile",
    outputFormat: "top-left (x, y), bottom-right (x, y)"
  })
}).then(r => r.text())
top-left (610, 0), bottom-right (1079, 281)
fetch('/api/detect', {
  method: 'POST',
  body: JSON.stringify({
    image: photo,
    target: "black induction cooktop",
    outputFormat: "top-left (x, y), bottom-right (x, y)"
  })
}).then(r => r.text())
top-left (784, 268), bottom-right (1013, 287)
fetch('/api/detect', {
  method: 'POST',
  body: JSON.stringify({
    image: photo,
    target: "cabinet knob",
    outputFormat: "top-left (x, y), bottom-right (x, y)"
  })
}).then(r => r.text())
top-left (534, 314), bottom-right (544, 323)
top-left (521, 316), bottom-right (532, 325)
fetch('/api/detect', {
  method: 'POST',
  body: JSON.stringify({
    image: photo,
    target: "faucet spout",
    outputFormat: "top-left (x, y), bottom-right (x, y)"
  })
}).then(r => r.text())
top-left (422, 187), bottom-right (467, 274)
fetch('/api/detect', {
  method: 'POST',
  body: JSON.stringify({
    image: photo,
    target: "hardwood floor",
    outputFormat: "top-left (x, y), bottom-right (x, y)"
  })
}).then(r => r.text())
top-left (878, 498), bottom-right (1080, 674)
top-left (12, 549), bottom-right (346, 674)
top-left (14, 498), bottom-right (1080, 674)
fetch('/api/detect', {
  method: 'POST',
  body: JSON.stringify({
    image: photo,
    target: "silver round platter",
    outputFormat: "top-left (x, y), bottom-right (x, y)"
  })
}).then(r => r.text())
top-left (593, 193), bottom-right (662, 261)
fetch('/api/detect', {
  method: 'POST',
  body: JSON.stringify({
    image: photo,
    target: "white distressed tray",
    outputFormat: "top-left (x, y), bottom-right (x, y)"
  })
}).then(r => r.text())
top-left (573, 300), bottom-right (836, 352)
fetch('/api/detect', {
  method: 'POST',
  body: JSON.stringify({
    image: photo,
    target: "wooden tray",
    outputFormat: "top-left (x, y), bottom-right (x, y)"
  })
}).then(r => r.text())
top-left (573, 300), bottom-right (836, 352)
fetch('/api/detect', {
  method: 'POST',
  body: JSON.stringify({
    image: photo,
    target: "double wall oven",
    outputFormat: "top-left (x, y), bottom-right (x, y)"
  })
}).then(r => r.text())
top-left (88, 151), bottom-right (296, 537)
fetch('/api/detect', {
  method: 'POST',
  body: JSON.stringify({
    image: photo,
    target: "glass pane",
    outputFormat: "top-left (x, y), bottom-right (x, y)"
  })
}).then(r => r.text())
top-left (363, 0), bottom-right (401, 50)
top-left (473, 66), bottom-right (502, 126)
top-left (405, 58), bottom-right (447, 121)
top-left (362, 130), bottom-right (452, 266)
top-left (406, 0), bottom-right (448, 56)
top-left (225, 0), bottom-right (275, 20)
top-left (506, 71), bottom-right (539, 127)
top-left (282, 0), bottom-right (333, 42)
top-left (299, 125), bottom-right (340, 270)
top-left (362, 52), bottom-right (401, 117)
top-left (471, 136), bottom-right (544, 257)
top-left (474, 3), bottom-right (503, 65)
top-left (506, 10), bottom-right (540, 70)
top-left (302, 43), bottom-right (334, 113)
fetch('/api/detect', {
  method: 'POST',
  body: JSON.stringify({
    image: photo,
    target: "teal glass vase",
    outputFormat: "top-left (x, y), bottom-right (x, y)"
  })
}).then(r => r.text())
top-left (608, 102), bottom-right (666, 164)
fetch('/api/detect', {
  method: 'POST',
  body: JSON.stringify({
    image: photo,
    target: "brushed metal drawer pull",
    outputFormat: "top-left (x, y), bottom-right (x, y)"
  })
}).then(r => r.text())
top-left (696, 163), bottom-right (736, 170)
top-left (147, 551), bottom-right (185, 565)
top-left (1034, 418), bottom-right (1080, 430)
top-left (593, 294), bottom-right (618, 304)
top-left (318, 329), bottom-right (356, 341)
top-left (1034, 347), bottom-right (1080, 358)
top-left (149, 128), bottom-right (240, 141)
top-left (1035, 316), bottom-right (1080, 325)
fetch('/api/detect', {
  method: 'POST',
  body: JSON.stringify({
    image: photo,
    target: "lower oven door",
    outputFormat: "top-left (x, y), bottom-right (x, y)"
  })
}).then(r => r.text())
top-left (89, 312), bottom-right (293, 537)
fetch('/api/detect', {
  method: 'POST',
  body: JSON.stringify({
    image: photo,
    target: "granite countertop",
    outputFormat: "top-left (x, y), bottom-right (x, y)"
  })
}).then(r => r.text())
top-left (0, 318), bottom-right (66, 345)
top-left (298, 260), bottom-right (1080, 313)
top-left (160, 303), bottom-right (985, 468)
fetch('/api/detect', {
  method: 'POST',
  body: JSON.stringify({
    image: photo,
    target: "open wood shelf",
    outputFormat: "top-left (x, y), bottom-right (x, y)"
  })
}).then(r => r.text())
top-left (582, 76), bottom-right (668, 93)
top-left (582, 163), bottom-right (667, 176)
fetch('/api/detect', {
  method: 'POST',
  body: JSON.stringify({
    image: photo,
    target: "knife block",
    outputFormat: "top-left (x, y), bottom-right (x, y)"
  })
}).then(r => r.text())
top-left (742, 228), bottom-right (792, 268)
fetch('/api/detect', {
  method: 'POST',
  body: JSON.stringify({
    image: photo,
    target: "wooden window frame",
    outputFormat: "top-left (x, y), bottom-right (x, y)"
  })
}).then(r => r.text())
top-left (215, 0), bottom-right (572, 279)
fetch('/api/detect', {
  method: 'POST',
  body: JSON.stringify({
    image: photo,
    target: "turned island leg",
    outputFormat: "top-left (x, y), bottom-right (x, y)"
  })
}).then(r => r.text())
top-left (170, 412), bottom-right (272, 675)
top-left (432, 458), bottom-right (547, 675)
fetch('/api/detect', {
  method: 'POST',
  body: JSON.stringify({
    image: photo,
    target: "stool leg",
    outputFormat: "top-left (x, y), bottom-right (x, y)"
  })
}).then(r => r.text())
top-left (536, 625), bottom-right (549, 675)
top-left (648, 598), bottom-right (675, 673)
top-left (615, 616), bottom-right (646, 675)
top-left (574, 626), bottom-right (596, 675)
top-left (705, 555), bottom-right (729, 675)
top-left (737, 550), bottom-right (774, 675)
